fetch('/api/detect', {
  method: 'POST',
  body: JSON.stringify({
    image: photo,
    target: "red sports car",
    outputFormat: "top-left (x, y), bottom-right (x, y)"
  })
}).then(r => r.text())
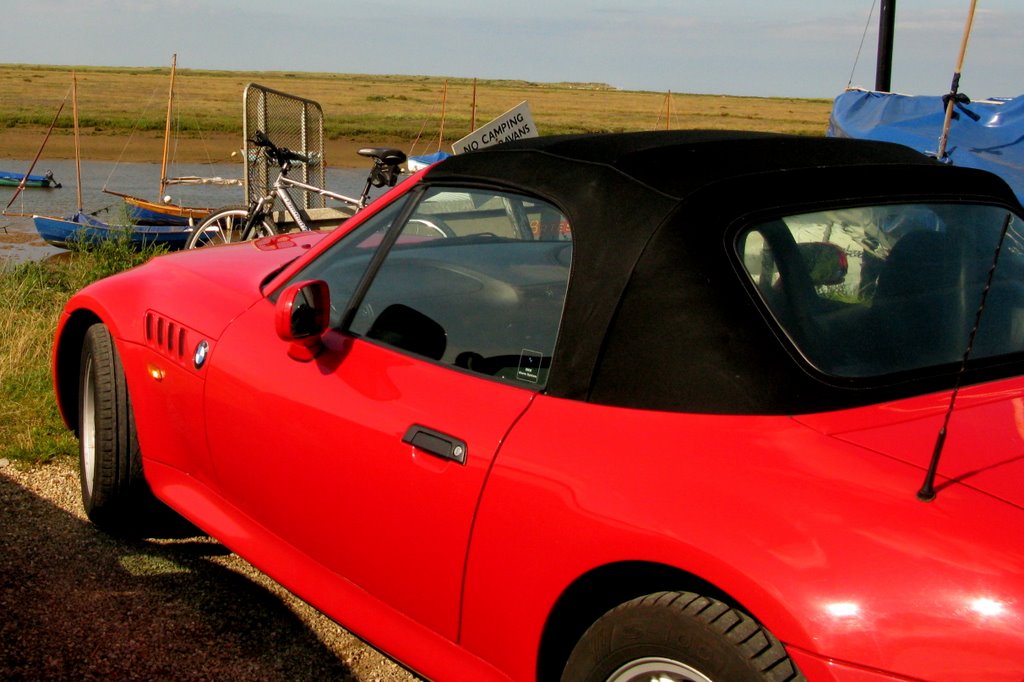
top-left (53, 131), bottom-right (1024, 681)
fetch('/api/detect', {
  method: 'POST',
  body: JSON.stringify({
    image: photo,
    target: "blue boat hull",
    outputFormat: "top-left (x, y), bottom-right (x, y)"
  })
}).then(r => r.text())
top-left (32, 212), bottom-right (191, 250)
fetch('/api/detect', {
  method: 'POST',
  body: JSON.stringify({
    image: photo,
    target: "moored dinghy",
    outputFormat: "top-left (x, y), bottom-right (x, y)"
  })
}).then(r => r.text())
top-left (0, 169), bottom-right (61, 188)
top-left (32, 211), bottom-right (190, 250)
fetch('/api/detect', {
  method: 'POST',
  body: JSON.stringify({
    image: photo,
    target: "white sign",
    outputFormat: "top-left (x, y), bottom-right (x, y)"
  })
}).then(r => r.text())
top-left (453, 101), bottom-right (538, 154)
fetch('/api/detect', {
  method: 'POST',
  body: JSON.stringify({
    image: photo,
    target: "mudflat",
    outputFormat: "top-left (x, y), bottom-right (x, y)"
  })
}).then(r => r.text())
top-left (0, 126), bottom-right (384, 168)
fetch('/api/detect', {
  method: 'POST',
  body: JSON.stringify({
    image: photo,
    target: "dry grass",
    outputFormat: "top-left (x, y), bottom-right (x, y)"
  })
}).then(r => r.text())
top-left (0, 63), bottom-right (833, 164)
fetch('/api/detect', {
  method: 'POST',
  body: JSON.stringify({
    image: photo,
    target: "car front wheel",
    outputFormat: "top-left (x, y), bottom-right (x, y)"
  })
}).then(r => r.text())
top-left (561, 591), bottom-right (805, 682)
top-left (78, 323), bottom-right (161, 535)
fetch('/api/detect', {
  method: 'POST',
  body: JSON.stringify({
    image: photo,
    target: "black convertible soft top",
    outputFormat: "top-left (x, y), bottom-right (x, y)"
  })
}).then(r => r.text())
top-left (428, 129), bottom-right (941, 196)
top-left (425, 131), bottom-right (1024, 414)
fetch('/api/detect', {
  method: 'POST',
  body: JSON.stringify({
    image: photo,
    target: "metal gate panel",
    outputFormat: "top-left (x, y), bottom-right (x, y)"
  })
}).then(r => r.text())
top-left (243, 83), bottom-right (326, 210)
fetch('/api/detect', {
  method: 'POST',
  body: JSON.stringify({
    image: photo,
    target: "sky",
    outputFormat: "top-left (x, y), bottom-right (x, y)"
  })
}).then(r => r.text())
top-left (3, 0), bottom-right (1021, 100)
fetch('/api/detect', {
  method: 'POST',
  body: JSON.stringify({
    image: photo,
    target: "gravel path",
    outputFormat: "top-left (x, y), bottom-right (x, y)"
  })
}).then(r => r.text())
top-left (0, 458), bottom-right (420, 681)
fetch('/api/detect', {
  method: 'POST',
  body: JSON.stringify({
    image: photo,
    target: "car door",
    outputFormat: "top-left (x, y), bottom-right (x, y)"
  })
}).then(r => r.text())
top-left (203, 185), bottom-right (573, 641)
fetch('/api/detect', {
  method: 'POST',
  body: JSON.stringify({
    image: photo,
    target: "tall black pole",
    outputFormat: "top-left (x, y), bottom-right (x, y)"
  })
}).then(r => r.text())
top-left (875, 0), bottom-right (896, 92)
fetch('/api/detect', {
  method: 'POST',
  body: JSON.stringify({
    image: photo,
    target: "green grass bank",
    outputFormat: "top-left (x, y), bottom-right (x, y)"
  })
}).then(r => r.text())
top-left (0, 238), bottom-right (166, 465)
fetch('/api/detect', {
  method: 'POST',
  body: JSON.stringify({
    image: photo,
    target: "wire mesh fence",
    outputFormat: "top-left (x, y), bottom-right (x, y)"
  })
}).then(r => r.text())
top-left (243, 83), bottom-right (325, 210)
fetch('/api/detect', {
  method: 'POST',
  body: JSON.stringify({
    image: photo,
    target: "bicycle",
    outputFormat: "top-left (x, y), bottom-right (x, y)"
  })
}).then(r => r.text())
top-left (185, 130), bottom-right (406, 249)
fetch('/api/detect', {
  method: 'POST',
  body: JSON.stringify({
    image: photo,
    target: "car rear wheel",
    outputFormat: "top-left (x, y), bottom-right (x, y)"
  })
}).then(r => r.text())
top-left (79, 323), bottom-right (162, 536)
top-left (561, 591), bottom-right (804, 682)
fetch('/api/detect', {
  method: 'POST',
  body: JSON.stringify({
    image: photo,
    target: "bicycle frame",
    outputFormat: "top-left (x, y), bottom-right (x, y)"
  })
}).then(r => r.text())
top-left (272, 173), bottom-right (366, 232)
top-left (188, 131), bottom-right (407, 248)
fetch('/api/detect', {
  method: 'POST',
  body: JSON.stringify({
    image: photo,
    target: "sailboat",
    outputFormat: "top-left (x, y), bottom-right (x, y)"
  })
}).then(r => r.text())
top-left (102, 54), bottom-right (221, 226)
top-left (32, 73), bottom-right (192, 250)
top-left (827, 0), bottom-right (1024, 203)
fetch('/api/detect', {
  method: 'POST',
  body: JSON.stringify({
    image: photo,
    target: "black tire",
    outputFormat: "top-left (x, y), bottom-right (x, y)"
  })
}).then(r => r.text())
top-left (186, 205), bottom-right (277, 249)
top-left (562, 591), bottom-right (805, 682)
top-left (78, 324), bottom-right (165, 536)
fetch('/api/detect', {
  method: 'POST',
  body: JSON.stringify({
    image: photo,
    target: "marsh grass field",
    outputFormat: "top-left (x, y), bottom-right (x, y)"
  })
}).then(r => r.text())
top-left (0, 63), bottom-right (833, 166)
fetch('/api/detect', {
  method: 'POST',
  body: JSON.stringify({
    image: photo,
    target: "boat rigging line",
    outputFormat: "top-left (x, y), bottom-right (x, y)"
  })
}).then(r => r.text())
top-left (3, 85), bottom-right (71, 215)
top-left (846, 0), bottom-right (878, 91)
top-left (101, 74), bottom-right (164, 192)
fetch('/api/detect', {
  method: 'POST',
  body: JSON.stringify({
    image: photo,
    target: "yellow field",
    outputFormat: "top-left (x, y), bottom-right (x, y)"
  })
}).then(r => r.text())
top-left (0, 64), bottom-right (834, 166)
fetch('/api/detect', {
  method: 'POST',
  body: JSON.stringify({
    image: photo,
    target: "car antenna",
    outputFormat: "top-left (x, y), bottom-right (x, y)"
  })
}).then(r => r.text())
top-left (918, 211), bottom-right (1013, 502)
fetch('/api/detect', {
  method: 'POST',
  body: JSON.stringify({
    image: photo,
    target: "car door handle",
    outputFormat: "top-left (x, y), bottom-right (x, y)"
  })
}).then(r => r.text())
top-left (402, 425), bottom-right (467, 465)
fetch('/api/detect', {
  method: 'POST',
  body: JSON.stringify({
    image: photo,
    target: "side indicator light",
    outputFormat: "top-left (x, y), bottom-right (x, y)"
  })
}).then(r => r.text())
top-left (147, 363), bottom-right (166, 382)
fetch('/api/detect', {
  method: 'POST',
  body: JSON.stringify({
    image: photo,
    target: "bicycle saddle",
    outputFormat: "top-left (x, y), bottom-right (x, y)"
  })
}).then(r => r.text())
top-left (357, 148), bottom-right (407, 166)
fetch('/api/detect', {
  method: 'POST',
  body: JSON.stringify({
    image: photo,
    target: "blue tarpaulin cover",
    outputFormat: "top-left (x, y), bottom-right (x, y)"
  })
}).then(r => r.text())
top-left (828, 89), bottom-right (1024, 205)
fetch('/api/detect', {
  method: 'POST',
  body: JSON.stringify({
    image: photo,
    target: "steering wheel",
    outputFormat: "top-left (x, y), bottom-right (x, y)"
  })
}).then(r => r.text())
top-left (756, 221), bottom-right (831, 364)
top-left (406, 218), bottom-right (455, 239)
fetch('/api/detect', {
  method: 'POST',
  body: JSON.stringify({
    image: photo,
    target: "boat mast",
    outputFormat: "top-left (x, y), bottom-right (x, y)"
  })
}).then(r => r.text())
top-left (438, 79), bottom-right (448, 152)
top-left (159, 54), bottom-right (177, 198)
top-left (875, 0), bottom-right (896, 91)
top-left (937, 0), bottom-right (979, 160)
top-left (72, 72), bottom-right (83, 214)
top-left (471, 78), bottom-right (478, 132)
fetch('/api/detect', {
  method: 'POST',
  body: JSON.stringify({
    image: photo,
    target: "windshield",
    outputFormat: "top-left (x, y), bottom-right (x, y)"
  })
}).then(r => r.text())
top-left (739, 203), bottom-right (1024, 378)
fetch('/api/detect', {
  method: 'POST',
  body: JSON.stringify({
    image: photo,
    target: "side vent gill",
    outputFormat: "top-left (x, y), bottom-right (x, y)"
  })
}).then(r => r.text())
top-left (144, 311), bottom-right (192, 367)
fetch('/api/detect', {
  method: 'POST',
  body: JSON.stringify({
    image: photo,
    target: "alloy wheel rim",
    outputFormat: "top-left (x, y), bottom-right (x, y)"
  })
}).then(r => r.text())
top-left (606, 657), bottom-right (714, 682)
top-left (81, 356), bottom-right (96, 497)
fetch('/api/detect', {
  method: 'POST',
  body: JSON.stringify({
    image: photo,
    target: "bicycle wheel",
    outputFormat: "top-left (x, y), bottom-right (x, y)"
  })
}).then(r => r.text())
top-left (186, 205), bottom-right (277, 249)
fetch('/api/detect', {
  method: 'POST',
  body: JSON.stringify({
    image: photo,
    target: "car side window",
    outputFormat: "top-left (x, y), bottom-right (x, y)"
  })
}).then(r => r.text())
top-left (348, 187), bottom-right (573, 389)
top-left (739, 204), bottom-right (1024, 377)
top-left (287, 196), bottom-right (410, 328)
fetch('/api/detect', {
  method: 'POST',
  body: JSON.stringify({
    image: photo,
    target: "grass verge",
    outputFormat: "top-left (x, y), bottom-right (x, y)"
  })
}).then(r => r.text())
top-left (0, 235), bottom-right (166, 464)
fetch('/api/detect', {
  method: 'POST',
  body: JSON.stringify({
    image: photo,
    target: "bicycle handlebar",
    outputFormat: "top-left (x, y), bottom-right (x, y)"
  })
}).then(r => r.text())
top-left (250, 130), bottom-right (317, 167)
